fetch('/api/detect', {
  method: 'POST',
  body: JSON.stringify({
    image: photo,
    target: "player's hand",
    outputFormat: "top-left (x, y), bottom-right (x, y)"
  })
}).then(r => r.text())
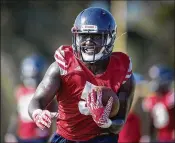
top-left (87, 89), bottom-right (113, 128)
top-left (32, 109), bottom-right (58, 130)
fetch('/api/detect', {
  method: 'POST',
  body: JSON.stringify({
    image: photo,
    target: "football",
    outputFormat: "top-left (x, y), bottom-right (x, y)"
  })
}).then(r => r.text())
top-left (94, 86), bottom-right (120, 118)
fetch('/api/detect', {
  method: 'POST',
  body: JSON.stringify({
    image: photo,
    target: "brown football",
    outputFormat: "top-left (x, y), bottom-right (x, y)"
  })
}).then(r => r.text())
top-left (94, 86), bottom-right (120, 118)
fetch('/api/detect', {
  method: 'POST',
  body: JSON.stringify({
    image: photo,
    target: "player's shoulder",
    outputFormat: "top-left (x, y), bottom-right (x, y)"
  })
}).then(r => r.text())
top-left (55, 45), bottom-right (72, 52)
top-left (110, 52), bottom-right (132, 84)
top-left (54, 45), bottom-right (73, 75)
top-left (55, 45), bottom-right (73, 57)
top-left (111, 52), bottom-right (132, 71)
top-left (112, 52), bottom-right (131, 64)
top-left (112, 52), bottom-right (130, 60)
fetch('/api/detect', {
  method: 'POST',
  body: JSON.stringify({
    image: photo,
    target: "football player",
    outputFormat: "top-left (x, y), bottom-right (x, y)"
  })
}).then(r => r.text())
top-left (28, 7), bottom-right (135, 143)
top-left (142, 65), bottom-right (175, 142)
top-left (4, 54), bottom-right (56, 143)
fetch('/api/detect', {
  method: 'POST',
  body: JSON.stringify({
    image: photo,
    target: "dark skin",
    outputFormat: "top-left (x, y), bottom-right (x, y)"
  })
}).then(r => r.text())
top-left (28, 57), bottom-right (135, 134)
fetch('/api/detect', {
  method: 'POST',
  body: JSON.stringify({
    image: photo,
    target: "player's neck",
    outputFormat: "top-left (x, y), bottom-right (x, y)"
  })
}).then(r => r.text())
top-left (84, 58), bottom-right (110, 75)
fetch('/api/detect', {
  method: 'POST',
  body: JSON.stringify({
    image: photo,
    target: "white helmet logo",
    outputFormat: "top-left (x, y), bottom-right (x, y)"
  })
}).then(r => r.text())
top-left (81, 25), bottom-right (98, 33)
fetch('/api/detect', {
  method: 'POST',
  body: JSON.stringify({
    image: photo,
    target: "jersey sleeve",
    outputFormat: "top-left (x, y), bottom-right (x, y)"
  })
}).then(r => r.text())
top-left (54, 45), bottom-right (68, 75)
top-left (122, 54), bottom-right (132, 84)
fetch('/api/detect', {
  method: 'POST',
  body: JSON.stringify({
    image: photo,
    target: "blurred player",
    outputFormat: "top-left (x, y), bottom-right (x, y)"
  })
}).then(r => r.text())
top-left (4, 54), bottom-right (55, 143)
top-left (119, 73), bottom-right (145, 143)
top-left (142, 65), bottom-right (175, 142)
top-left (28, 7), bottom-right (135, 143)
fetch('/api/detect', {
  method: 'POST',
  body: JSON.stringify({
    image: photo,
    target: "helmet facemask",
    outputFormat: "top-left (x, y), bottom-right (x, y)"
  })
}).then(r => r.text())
top-left (72, 27), bottom-right (116, 63)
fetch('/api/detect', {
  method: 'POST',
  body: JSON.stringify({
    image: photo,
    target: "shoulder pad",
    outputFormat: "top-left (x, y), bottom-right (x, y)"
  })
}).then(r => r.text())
top-left (54, 45), bottom-right (72, 75)
top-left (112, 52), bottom-right (132, 84)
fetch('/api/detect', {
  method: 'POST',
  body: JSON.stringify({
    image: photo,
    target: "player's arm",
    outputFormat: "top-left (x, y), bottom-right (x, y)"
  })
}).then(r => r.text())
top-left (108, 73), bottom-right (135, 134)
top-left (28, 62), bottom-right (61, 124)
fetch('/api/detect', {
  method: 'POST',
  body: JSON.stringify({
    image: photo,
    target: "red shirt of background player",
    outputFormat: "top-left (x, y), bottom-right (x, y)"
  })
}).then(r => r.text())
top-left (15, 86), bottom-right (50, 139)
top-left (54, 45), bottom-right (132, 141)
top-left (143, 91), bottom-right (175, 142)
top-left (118, 112), bottom-right (141, 143)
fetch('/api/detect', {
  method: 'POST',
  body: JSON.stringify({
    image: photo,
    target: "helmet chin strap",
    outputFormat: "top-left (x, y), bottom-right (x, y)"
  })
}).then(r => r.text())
top-left (81, 47), bottom-right (105, 62)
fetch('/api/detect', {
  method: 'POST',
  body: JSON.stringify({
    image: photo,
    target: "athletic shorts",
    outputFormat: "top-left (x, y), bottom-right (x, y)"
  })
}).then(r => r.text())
top-left (17, 137), bottom-right (48, 143)
top-left (50, 133), bottom-right (118, 143)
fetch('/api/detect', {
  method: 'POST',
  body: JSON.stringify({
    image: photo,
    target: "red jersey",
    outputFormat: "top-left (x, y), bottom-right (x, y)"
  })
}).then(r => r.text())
top-left (143, 91), bottom-right (175, 142)
top-left (54, 45), bottom-right (132, 141)
top-left (16, 85), bottom-right (50, 139)
top-left (118, 112), bottom-right (141, 143)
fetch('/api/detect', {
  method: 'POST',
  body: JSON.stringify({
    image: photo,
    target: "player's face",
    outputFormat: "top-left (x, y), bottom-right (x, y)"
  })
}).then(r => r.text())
top-left (76, 33), bottom-right (105, 55)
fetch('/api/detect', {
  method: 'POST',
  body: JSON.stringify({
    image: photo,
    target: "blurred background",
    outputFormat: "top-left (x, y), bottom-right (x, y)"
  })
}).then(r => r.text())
top-left (1, 0), bottom-right (174, 142)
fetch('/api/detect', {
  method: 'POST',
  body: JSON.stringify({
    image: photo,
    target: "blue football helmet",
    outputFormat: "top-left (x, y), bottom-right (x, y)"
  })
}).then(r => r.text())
top-left (20, 54), bottom-right (47, 88)
top-left (71, 7), bottom-right (117, 63)
top-left (149, 65), bottom-right (174, 82)
top-left (148, 65), bottom-right (174, 92)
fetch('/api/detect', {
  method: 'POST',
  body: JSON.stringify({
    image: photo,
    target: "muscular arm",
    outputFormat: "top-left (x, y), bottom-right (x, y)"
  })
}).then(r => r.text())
top-left (28, 62), bottom-right (61, 119)
top-left (108, 74), bottom-right (135, 134)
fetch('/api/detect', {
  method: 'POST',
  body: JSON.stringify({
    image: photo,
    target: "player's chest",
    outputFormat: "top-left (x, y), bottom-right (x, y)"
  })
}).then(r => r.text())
top-left (62, 70), bottom-right (122, 95)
